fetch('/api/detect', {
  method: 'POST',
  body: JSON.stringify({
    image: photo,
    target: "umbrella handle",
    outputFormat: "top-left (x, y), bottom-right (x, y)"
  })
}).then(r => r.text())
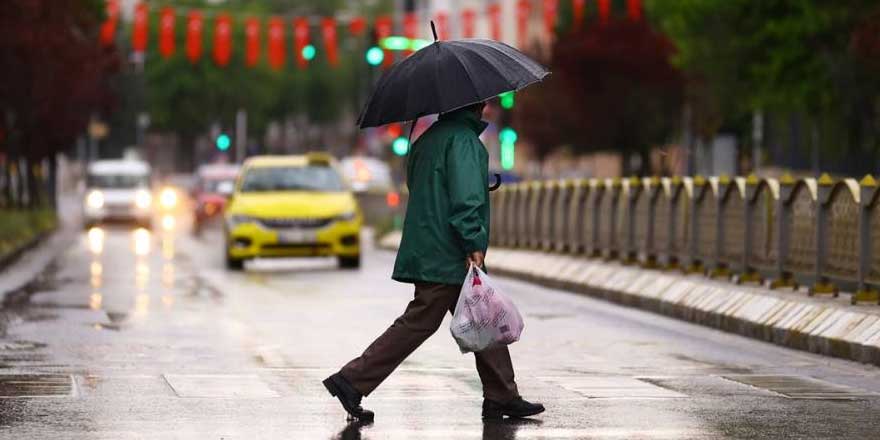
top-left (488, 173), bottom-right (502, 192)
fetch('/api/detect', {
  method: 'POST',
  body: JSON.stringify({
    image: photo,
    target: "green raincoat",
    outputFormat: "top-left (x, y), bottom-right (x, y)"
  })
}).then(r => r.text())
top-left (392, 108), bottom-right (490, 285)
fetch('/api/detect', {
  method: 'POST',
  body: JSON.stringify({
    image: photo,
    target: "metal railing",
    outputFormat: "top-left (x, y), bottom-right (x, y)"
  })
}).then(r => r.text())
top-left (488, 174), bottom-right (880, 305)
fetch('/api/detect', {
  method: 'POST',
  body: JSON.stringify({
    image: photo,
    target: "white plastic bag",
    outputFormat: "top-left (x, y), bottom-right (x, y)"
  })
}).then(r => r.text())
top-left (450, 264), bottom-right (524, 353)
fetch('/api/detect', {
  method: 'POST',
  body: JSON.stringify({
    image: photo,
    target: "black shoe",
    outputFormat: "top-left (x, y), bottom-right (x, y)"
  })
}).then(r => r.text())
top-left (323, 373), bottom-right (375, 422)
top-left (482, 397), bottom-right (545, 419)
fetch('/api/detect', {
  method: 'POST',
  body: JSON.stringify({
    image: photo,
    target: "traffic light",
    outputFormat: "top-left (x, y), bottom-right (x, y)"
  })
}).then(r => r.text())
top-left (365, 46), bottom-right (384, 66)
top-left (499, 91), bottom-right (515, 110)
top-left (301, 44), bottom-right (316, 61)
top-left (499, 127), bottom-right (517, 170)
top-left (392, 136), bottom-right (409, 156)
top-left (216, 133), bottom-right (231, 151)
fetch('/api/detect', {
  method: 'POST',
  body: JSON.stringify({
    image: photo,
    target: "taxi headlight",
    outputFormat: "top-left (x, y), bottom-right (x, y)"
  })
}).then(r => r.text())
top-left (86, 190), bottom-right (104, 209)
top-left (135, 190), bottom-right (152, 209)
top-left (159, 187), bottom-right (178, 209)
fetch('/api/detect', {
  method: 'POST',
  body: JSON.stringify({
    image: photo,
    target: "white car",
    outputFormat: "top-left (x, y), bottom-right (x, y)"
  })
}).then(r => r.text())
top-left (83, 160), bottom-right (153, 228)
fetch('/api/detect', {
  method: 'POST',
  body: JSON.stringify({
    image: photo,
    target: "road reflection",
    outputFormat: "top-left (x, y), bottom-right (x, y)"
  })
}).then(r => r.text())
top-left (87, 227), bottom-right (104, 255)
top-left (133, 228), bottom-right (151, 256)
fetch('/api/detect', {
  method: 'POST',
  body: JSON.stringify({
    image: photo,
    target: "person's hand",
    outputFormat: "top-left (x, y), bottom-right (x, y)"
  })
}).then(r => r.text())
top-left (467, 251), bottom-right (484, 269)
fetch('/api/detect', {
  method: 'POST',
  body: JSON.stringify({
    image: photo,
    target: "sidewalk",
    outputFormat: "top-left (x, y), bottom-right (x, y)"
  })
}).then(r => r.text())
top-left (0, 197), bottom-right (79, 305)
top-left (379, 231), bottom-right (880, 367)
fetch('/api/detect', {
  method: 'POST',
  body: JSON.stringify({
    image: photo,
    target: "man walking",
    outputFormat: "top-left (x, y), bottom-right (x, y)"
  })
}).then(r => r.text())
top-left (323, 102), bottom-right (544, 422)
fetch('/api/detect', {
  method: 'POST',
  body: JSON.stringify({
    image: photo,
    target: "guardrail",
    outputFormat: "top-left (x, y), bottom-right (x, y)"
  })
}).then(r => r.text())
top-left (488, 174), bottom-right (880, 305)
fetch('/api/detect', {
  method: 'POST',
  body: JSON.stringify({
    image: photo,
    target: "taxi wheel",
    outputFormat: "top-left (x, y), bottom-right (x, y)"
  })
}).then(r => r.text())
top-left (226, 254), bottom-right (244, 271)
top-left (338, 255), bottom-right (361, 269)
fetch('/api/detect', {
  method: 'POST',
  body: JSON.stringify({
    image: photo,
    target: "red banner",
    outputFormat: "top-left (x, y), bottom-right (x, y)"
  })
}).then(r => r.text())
top-left (213, 14), bottom-right (233, 67)
top-left (321, 17), bottom-right (339, 66)
top-left (488, 4), bottom-right (502, 40)
top-left (403, 12), bottom-right (418, 55)
top-left (516, 0), bottom-right (531, 48)
top-left (132, 2), bottom-right (148, 53)
top-left (99, 0), bottom-right (119, 47)
top-left (543, 0), bottom-right (558, 35)
top-left (435, 11), bottom-right (449, 40)
top-left (245, 18), bottom-right (260, 67)
top-left (349, 16), bottom-right (367, 36)
top-left (627, 0), bottom-right (642, 21)
top-left (268, 17), bottom-right (285, 70)
top-left (293, 18), bottom-right (310, 70)
top-left (598, 0), bottom-right (611, 24)
top-left (461, 9), bottom-right (476, 38)
top-left (375, 15), bottom-right (393, 67)
top-left (186, 11), bottom-right (203, 63)
top-left (159, 7), bottom-right (175, 58)
top-left (572, 0), bottom-right (585, 30)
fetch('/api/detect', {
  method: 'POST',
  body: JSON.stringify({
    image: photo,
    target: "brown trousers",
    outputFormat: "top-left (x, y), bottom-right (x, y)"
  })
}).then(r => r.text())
top-left (340, 282), bottom-right (519, 402)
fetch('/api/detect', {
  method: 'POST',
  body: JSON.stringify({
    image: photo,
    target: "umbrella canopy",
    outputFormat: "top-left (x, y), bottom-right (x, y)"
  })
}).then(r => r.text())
top-left (358, 38), bottom-right (549, 129)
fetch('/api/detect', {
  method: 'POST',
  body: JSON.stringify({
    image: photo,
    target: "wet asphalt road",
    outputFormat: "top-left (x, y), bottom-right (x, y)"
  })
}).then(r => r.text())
top-left (2, 216), bottom-right (880, 439)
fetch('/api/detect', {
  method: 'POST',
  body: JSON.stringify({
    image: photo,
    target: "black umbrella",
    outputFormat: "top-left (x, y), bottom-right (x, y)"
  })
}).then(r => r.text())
top-left (357, 23), bottom-right (550, 129)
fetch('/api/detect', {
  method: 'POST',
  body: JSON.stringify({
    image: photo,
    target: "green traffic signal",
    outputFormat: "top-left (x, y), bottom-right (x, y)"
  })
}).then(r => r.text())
top-left (301, 44), bottom-right (316, 61)
top-left (499, 91), bottom-right (515, 110)
top-left (499, 127), bottom-right (517, 170)
top-left (392, 136), bottom-right (410, 156)
top-left (216, 134), bottom-right (231, 151)
top-left (366, 46), bottom-right (384, 66)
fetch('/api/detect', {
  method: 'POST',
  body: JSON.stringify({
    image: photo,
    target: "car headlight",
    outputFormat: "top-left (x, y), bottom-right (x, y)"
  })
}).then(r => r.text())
top-left (337, 211), bottom-right (358, 222)
top-left (159, 187), bottom-right (178, 209)
top-left (227, 215), bottom-right (255, 228)
top-left (135, 190), bottom-right (152, 209)
top-left (86, 190), bottom-right (104, 209)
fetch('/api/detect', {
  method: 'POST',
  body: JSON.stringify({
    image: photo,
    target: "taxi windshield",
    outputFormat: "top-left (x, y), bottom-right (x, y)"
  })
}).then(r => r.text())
top-left (240, 166), bottom-right (343, 192)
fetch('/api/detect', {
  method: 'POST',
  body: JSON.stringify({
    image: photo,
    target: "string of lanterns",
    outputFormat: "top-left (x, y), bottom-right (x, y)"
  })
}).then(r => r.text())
top-left (99, 0), bottom-right (643, 70)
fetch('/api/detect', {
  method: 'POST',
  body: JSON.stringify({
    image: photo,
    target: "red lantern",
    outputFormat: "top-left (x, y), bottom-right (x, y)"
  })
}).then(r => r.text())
top-left (245, 18), bottom-right (261, 67)
top-left (159, 7), bottom-right (175, 58)
top-left (213, 14), bottom-right (233, 67)
top-left (132, 2), bottom-right (148, 54)
top-left (375, 15), bottom-right (393, 68)
top-left (268, 17), bottom-right (285, 70)
top-left (99, 0), bottom-right (119, 47)
top-left (488, 4), bottom-right (502, 40)
top-left (186, 11), bottom-right (203, 63)
top-left (543, 0), bottom-right (558, 36)
top-left (572, 0), bottom-right (585, 30)
top-left (627, 0), bottom-right (642, 21)
top-left (516, 0), bottom-right (531, 48)
top-left (349, 16), bottom-right (367, 36)
top-left (461, 9), bottom-right (476, 38)
top-left (403, 12), bottom-right (418, 55)
top-left (598, 0), bottom-right (611, 24)
top-left (321, 17), bottom-right (339, 67)
top-left (435, 11), bottom-right (449, 40)
top-left (293, 17), bottom-right (310, 70)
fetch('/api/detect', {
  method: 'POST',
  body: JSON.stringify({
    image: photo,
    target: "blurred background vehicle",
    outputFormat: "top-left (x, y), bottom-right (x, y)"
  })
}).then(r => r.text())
top-left (223, 153), bottom-right (362, 270)
top-left (82, 159), bottom-right (153, 229)
top-left (339, 156), bottom-right (393, 194)
top-left (192, 164), bottom-right (240, 236)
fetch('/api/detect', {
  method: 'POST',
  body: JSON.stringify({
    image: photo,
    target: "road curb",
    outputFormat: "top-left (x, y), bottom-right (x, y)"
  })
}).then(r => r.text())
top-left (377, 231), bottom-right (880, 367)
top-left (0, 222), bottom-right (76, 307)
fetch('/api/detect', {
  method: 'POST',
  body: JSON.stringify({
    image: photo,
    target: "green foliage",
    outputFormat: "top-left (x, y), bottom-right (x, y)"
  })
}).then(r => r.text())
top-left (0, 209), bottom-right (57, 260)
top-left (142, 0), bottom-right (392, 155)
top-left (650, 0), bottom-right (880, 157)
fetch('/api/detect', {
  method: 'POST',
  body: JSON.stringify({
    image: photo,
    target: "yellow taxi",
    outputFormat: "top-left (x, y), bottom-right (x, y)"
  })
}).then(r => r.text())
top-left (223, 153), bottom-right (362, 270)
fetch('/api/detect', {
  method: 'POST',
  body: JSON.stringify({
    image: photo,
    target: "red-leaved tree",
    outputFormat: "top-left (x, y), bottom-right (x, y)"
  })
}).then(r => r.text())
top-left (0, 0), bottom-right (118, 207)
top-left (516, 19), bottom-right (683, 175)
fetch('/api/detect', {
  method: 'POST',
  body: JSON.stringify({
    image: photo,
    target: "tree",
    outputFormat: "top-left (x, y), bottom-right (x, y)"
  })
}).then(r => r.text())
top-left (651, 0), bottom-right (880, 174)
top-left (0, 0), bottom-right (118, 208)
top-left (516, 18), bottom-right (683, 175)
